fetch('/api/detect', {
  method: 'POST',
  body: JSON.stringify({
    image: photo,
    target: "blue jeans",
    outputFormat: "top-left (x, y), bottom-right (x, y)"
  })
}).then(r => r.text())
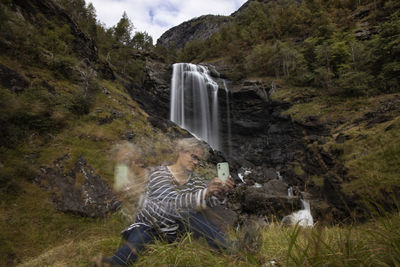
top-left (111, 211), bottom-right (230, 266)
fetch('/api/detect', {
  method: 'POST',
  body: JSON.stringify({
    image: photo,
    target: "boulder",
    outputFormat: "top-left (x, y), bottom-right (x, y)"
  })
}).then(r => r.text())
top-left (241, 187), bottom-right (302, 218)
top-left (35, 155), bottom-right (120, 217)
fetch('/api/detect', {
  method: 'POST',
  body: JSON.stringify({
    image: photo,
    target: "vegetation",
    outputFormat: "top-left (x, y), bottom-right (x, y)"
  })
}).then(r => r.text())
top-left (178, 0), bottom-right (400, 96)
top-left (0, 0), bottom-right (400, 266)
top-left (13, 210), bottom-right (400, 266)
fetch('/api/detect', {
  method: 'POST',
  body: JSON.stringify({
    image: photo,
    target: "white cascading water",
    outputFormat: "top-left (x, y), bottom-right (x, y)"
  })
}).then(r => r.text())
top-left (282, 199), bottom-right (314, 227)
top-left (280, 174), bottom-right (314, 227)
top-left (170, 63), bottom-right (220, 150)
top-left (223, 80), bottom-right (232, 157)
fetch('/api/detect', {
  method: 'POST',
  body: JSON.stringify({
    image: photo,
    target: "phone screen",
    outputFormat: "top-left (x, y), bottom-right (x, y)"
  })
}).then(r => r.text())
top-left (217, 162), bottom-right (229, 183)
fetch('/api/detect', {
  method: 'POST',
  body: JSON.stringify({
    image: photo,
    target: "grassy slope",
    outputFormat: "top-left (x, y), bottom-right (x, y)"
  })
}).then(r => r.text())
top-left (0, 51), bottom-right (178, 265)
top-left (271, 84), bottom-right (400, 201)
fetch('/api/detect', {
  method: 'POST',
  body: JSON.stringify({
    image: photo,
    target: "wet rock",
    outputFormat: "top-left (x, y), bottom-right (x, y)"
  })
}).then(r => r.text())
top-left (125, 57), bottom-right (171, 119)
top-left (241, 187), bottom-right (302, 218)
top-left (249, 167), bottom-right (278, 184)
top-left (35, 155), bottom-right (120, 217)
top-left (263, 179), bottom-right (289, 196)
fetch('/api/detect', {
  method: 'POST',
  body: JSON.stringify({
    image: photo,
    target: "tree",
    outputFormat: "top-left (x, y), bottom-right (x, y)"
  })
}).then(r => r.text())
top-left (130, 31), bottom-right (153, 51)
top-left (369, 11), bottom-right (400, 92)
top-left (114, 11), bottom-right (134, 45)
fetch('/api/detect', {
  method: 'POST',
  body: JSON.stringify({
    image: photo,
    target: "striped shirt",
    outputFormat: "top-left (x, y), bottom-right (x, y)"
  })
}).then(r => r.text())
top-left (122, 165), bottom-right (220, 236)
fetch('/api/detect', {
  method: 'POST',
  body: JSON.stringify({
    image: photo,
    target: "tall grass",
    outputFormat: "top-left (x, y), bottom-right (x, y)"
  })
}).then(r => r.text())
top-left (285, 204), bottom-right (400, 267)
top-left (16, 210), bottom-right (400, 266)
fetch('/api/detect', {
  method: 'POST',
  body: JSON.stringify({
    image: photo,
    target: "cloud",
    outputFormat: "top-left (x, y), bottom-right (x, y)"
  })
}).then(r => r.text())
top-left (88, 0), bottom-right (247, 43)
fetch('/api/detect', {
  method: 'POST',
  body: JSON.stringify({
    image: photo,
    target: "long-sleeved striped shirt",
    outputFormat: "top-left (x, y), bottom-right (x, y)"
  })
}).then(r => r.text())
top-left (122, 165), bottom-right (220, 237)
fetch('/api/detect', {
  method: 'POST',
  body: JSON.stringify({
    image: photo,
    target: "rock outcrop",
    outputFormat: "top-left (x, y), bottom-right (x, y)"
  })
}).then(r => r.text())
top-left (34, 155), bottom-right (120, 217)
top-left (136, 59), bottom-right (353, 223)
top-left (12, 0), bottom-right (98, 62)
top-left (9, 0), bottom-right (114, 79)
top-left (157, 15), bottom-right (232, 49)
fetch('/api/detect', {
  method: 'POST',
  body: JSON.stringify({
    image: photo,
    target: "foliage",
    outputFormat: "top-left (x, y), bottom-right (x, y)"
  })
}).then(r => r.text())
top-left (178, 0), bottom-right (399, 96)
top-left (0, 84), bottom-right (67, 147)
top-left (369, 11), bottom-right (400, 92)
top-left (113, 11), bottom-right (134, 45)
top-left (60, 0), bottom-right (97, 40)
top-left (130, 31), bottom-right (153, 51)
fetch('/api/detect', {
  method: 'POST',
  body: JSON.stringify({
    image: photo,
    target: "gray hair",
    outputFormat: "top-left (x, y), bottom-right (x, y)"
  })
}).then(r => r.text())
top-left (175, 138), bottom-right (209, 160)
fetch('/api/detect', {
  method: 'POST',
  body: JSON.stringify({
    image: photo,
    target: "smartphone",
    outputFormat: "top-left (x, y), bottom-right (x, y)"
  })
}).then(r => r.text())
top-left (217, 162), bottom-right (230, 184)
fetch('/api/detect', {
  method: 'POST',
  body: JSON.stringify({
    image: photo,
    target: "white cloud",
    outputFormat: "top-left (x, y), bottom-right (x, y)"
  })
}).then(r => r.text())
top-left (88, 0), bottom-right (247, 43)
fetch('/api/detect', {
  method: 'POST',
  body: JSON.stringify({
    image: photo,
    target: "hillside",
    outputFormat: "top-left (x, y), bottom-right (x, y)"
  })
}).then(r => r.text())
top-left (1, 0), bottom-right (400, 266)
top-left (173, 0), bottom-right (400, 203)
top-left (0, 0), bottom-right (183, 265)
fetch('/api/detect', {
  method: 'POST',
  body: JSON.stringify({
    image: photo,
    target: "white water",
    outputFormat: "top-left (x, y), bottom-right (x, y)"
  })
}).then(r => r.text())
top-left (170, 63), bottom-right (220, 150)
top-left (223, 80), bottom-right (232, 157)
top-left (282, 199), bottom-right (314, 227)
top-left (278, 173), bottom-right (314, 227)
top-left (288, 186), bottom-right (294, 197)
top-left (277, 171), bottom-right (283, 181)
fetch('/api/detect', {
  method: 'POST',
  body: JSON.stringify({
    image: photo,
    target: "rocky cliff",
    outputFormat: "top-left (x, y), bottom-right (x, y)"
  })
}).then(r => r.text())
top-left (156, 0), bottom-right (301, 49)
top-left (157, 15), bottom-right (232, 49)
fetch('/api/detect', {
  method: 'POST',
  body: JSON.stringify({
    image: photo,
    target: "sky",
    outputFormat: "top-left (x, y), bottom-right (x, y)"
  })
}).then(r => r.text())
top-left (89, 0), bottom-right (247, 43)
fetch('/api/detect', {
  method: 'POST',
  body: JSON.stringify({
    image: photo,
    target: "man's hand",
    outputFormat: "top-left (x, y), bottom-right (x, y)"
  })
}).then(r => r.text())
top-left (206, 176), bottom-right (235, 198)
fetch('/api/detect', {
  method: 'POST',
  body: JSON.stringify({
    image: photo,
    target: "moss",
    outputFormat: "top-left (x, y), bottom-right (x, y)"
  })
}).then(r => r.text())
top-left (310, 175), bottom-right (324, 187)
top-left (0, 181), bottom-right (125, 265)
top-left (293, 163), bottom-right (305, 176)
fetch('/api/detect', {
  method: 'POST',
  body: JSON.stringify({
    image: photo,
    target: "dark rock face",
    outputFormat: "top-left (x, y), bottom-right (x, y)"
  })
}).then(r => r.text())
top-left (220, 87), bottom-right (305, 171)
top-left (137, 60), bottom-right (353, 223)
top-left (237, 179), bottom-right (302, 218)
top-left (35, 155), bottom-right (120, 217)
top-left (157, 15), bottom-right (232, 49)
top-left (208, 76), bottom-right (356, 223)
top-left (124, 57), bottom-right (171, 119)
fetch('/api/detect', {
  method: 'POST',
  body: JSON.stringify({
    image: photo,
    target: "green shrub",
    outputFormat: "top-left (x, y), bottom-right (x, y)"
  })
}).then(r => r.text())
top-left (67, 92), bottom-right (93, 116)
top-left (337, 70), bottom-right (375, 97)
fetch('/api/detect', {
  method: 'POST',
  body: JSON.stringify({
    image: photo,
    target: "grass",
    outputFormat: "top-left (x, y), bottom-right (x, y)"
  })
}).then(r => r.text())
top-left (0, 181), bottom-right (126, 266)
top-left (271, 82), bottom-right (400, 207)
top-left (10, 210), bottom-right (400, 266)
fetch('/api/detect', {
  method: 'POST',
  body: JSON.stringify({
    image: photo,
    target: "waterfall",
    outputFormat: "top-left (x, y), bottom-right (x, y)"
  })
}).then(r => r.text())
top-left (280, 172), bottom-right (314, 227)
top-left (288, 186), bottom-right (294, 197)
top-left (281, 199), bottom-right (314, 227)
top-left (170, 63), bottom-right (220, 150)
top-left (223, 80), bottom-right (232, 157)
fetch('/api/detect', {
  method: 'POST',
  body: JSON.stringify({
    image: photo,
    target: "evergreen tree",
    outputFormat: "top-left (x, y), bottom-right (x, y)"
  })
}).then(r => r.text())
top-left (114, 11), bottom-right (134, 45)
